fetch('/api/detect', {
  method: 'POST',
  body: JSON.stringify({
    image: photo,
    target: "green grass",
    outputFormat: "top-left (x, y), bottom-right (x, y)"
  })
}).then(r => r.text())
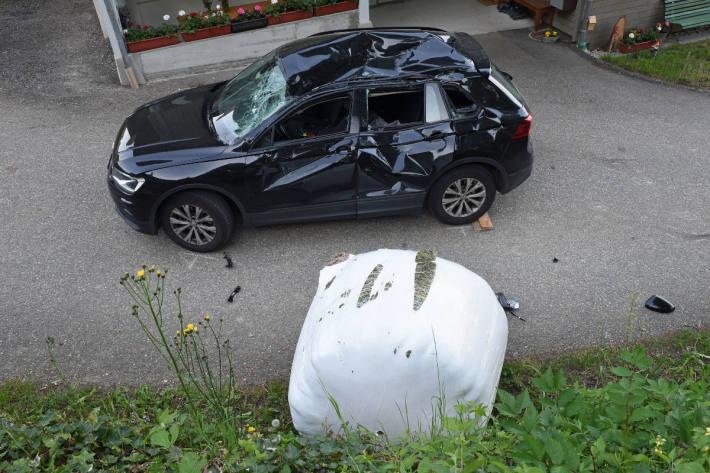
top-left (2, 329), bottom-right (709, 472)
top-left (602, 39), bottom-right (710, 88)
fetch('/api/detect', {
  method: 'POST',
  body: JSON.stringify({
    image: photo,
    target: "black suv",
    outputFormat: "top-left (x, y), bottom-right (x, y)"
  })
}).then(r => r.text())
top-left (108, 27), bottom-right (533, 251)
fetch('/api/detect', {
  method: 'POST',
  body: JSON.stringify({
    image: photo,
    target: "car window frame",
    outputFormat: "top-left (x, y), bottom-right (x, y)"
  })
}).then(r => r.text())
top-left (424, 82), bottom-right (452, 125)
top-left (362, 84), bottom-right (427, 133)
top-left (249, 90), bottom-right (356, 151)
top-left (440, 82), bottom-right (480, 118)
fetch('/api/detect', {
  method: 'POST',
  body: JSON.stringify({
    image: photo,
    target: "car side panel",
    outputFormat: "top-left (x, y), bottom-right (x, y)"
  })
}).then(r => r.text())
top-left (239, 135), bottom-right (358, 222)
top-left (356, 122), bottom-right (456, 217)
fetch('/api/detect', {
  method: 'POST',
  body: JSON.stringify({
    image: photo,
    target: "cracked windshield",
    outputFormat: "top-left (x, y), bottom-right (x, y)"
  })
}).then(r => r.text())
top-left (211, 51), bottom-right (291, 144)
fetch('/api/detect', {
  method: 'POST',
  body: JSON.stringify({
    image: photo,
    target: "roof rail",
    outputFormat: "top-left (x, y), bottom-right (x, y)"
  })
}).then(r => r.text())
top-left (310, 26), bottom-right (448, 37)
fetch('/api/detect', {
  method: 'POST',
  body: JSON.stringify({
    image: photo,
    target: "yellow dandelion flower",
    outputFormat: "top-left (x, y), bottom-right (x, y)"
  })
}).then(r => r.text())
top-left (157, 270), bottom-right (161, 276)
top-left (205, 315), bottom-right (211, 321)
top-left (187, 324), bottom-right (194, 330)
top-left (704, 445), bottom-right (709, 453)
top-left (177, 329), bottom-right (180, 335)
top-left (248, 426), bottom-right (255, 433)
top-left (552, 31), bottom-right (558, 36)
top-left (545, 31), bottom-right (551, 37)
top-left (705, 427), bottom-right (710, 436)
top-left (137, 269), bottom-right (145, 278)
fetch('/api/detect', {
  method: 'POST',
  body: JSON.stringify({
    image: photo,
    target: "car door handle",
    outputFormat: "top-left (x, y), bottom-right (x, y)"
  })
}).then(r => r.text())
top-left (332, 144), bottom-right (355, 153)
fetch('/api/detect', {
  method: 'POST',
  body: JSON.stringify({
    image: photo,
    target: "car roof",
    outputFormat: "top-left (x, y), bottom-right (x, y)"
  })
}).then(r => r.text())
top-left (274, 28), bottom-right (490, 96)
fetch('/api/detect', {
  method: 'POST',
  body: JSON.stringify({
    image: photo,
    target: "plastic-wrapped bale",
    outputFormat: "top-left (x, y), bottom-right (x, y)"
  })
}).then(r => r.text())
top-left (288, 249), bottom-right (508, 438)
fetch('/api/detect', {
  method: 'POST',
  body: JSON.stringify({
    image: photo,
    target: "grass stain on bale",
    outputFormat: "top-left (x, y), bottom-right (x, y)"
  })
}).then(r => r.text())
top-left (384, 281), bottom-right (392, 291)
top-left (406, 350), bottom-right (412, 358)
top-left (325, 276), bottom-right (336, 290)
top-left (413, 250), bottom-right (436, 311)
top-left (357, 264), bottom-right (384, 308)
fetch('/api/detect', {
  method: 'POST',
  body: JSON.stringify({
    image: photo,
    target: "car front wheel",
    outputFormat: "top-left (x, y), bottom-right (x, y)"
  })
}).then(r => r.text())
top-left (159, 191), bottom-right (234, 252)
top-left (429, 166), bottom-right (495, 225)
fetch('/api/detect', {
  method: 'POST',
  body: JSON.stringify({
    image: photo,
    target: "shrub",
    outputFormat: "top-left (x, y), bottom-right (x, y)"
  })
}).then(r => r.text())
top-left (232, 5), bottom-right (266, 23)
top-left (264, 0), bottom-right (314, 18)
top-left (124, 22), bottom-right (178, 42)
top-left (179, 11), bottom-right (230, 34)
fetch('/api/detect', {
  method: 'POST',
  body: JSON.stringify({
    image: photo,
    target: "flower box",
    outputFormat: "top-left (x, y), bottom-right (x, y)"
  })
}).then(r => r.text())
top-left (230, 16), bottom-right (268, 33)
top-left (127, 35), bottom-right (180, 53)
top-left (181, 23), bottom-right (231, 42)
top-left (267, 9), bottom-right (313, 25)
top-left (315, 1), bottom-right (357, 16)
top-left (618, 40), bottom-right (654, 54)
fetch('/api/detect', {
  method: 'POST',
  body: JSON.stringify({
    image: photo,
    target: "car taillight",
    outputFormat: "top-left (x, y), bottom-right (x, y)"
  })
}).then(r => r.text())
top-left (512, 114), bottom-right (532, 140)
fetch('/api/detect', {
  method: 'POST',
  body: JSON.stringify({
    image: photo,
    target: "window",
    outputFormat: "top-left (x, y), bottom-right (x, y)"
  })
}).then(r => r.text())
top-left (272, 95), bottom-right (351, 143)
top-left (442, 85), bottom-right (477, 117)
top-left (211, 52), bottom-right (292, 145)
top-left (367, 87), bottom-right (424, 130)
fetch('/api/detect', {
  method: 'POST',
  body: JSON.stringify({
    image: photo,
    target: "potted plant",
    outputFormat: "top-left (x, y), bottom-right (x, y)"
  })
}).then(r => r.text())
top-left (179, 10), bottom-right (231, 42)
top-left (125, 17), bottom-right (179, 53)
top-left (314, 0), bottom-right (357, 16)
top-left (231, 5), bottom-right (268, 33)
top-left (265, 0), bottom-right (313, 25)
top-left (618, 27), bottom-right (659, 53)
top-left (542, 29), bottom-right (559, 42)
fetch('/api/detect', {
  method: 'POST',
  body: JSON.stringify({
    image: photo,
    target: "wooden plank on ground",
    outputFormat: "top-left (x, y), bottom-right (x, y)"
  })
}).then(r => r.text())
top-left (475, 212), bottom-right (494, 231)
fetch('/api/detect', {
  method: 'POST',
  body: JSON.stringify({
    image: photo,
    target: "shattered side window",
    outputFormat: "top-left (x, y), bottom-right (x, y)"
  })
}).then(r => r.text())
top-left (211, 52), bottom-right (292, 144)
top-left (367, 87), bottom-right (424, 131)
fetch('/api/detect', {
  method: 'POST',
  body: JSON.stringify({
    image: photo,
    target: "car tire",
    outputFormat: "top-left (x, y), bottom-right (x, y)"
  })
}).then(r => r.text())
top-left (159, 191), bottom-right (234, 252)
top-left (428, 166), bottom-right (496, 225)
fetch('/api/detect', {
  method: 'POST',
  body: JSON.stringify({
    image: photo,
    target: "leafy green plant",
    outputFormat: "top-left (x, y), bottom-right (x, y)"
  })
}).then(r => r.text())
top-left (232, 4), bottom-right (266, 22)
top-left (314, 0), bottom-right (356, 7)
top-left (120, 266), bottom-right (237, 424)
top-left (179, 11), bottom-right (230, 34)
top-left (622, 27), bottom-right (659, 46)
top-left (264, 0), bottom-right (314, 19)
top-left (124, 22), bottom-right (179, 42)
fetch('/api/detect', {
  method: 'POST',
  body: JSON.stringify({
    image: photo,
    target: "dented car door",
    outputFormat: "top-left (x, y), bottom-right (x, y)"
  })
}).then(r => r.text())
top-left (240, 92), bottom-right (358, 225)
top-left (355, 84), bottom-right (456, 218)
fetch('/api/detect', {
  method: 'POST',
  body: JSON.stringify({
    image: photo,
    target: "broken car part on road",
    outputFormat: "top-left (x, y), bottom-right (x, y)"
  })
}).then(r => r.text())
top-left (107, 28), bottom-right (533, 252)
top-left (645, 295), bottom-right (675, 313)
top-left (227, 285), bottom-right (241, 302)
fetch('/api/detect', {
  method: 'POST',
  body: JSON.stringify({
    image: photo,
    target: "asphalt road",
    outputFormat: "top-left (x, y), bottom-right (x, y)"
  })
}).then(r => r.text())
top-left (1, 10), bottom-right (708, 386)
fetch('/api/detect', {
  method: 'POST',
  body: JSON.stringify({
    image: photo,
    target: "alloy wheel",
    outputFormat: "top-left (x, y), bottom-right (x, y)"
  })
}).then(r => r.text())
top-left (441, 178), bottom-right (486, 218)
top-left (169, 204), bottom-right (217, 246)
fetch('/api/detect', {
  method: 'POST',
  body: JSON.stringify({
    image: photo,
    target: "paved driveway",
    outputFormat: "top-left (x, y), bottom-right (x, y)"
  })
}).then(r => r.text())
top-left (1, 6), bottom-right (708, 385)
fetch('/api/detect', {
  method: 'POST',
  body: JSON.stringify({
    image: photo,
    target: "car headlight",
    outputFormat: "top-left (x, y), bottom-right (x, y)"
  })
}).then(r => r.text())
top-left (111, 166), bottom-right (145, 194)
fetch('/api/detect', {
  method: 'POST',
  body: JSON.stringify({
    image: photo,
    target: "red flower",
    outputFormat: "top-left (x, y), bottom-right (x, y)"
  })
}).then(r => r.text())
top-left (639, 29), bottom-right (644, 33)
top-left (136, 24), bottom-right (141, 28)
top-left (144, 25), bottom-right (149, 30)
top-left (190, 12), bottom-right (198, 16)
top-left (128, 21), bottom-right (134, 26)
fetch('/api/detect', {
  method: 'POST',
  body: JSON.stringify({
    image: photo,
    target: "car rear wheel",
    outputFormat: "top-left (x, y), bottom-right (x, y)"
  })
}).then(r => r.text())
top-left (159, 191), bottom-right (234, 252)
top-left (429, 166), bottom-right (495, 225)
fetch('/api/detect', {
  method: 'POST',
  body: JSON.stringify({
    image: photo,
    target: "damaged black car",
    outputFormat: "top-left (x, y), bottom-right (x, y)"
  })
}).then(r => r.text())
top-left (107, 27), bottom-right (533, 252)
